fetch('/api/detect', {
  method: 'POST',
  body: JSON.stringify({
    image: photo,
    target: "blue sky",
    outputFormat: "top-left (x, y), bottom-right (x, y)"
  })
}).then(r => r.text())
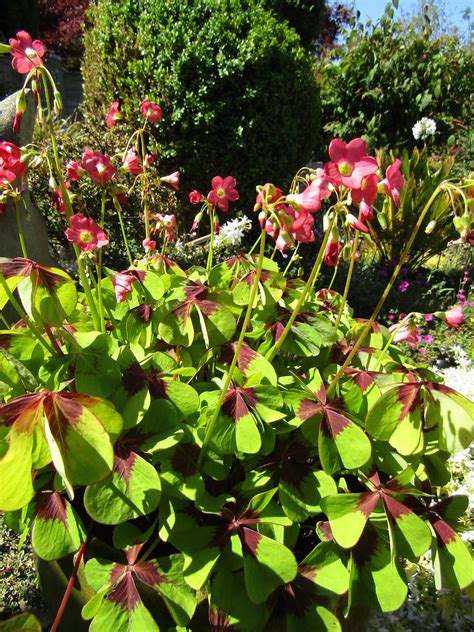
top-left (352, 0), bottom-right (472, 34)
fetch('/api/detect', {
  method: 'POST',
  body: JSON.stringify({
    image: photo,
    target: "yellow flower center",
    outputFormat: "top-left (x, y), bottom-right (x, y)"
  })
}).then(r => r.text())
top-left (217, 188), bottom-right (226, 198)
top-left (338, 162), bottom-right (353, 177)
top-left (81, 231), bottom-right (92, 243)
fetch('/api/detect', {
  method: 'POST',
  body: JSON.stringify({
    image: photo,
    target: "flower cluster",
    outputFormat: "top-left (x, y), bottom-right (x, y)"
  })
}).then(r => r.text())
top-left (412, 117), bottom-right (437, 141)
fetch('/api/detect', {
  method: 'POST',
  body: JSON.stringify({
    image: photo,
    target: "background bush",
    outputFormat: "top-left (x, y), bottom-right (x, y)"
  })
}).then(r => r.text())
top-left (82, 0), bottom-right (323, 212)
top-left (316, 5), bottom-right (473, 158)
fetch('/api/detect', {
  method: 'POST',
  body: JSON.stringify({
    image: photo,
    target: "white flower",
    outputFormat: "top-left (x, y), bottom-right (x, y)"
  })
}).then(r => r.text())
top-left (214, 215), bottom-right (252, 249)
top-left (412, 117), bottom-right (437, 141)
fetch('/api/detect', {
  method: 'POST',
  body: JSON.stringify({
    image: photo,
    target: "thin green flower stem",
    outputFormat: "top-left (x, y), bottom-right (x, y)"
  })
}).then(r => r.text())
top-left (247, 231), bottom-right (262, 256)
top-left (0, 313), bottom-right (10, 328)
top-left (265, 213), bottom-right (337, 363)
top-left (371, 313), bottom-right (412, 372)
top-left (112, 193), bottom-right (134, 266)
top-left (139, 131), bottom-right (151, 241)
top-left (0, 276), bottom-right (55, 355)
top-left (95, 192), bottom-right (107, 332)
top-left (270, 242), bottom-right (279, 261)
top-left (39, 71), bottom-right (101, 329)
top-left (326, 185), bottom-right (444, 398)
top-left (13, 198), bottom-right (28, 258)
top-left (206, 206), bottom-right (216, 273)
top-left (334, 231), bottom-right (360, 331)
top-left (198, 227), bottom-right (267, 466)
top-left (43, 322), bottom-right (64, 356)
top-left (282, 243), bottom-right (300, 277)
top-left (327, 264), bottom-right (339, 295)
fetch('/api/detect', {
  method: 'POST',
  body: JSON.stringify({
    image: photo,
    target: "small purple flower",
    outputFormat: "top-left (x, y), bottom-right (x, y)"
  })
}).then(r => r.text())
top-left (456, 293), bottom-right (466, 303)
top-left (387, 314), bottom-right (395, 321)
top-left (424, 313), bottom-right (433, 322)
top-left (398, 280), bottom-right (410, 292)
top-left (399, 312), bottom-right (407, 319)
top-left (423, 334), bottom-right (433, 343)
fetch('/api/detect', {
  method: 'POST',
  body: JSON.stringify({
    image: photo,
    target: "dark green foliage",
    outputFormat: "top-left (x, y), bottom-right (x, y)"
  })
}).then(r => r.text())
top-left (317, 8), bottom-right (473, 155)
top-left (261, 0), bottom-right (326, 49)
top-left (82, 0), bottom-right (322, 208)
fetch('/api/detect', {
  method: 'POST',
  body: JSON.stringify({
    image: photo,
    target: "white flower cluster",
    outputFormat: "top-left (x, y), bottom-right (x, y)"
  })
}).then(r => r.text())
top-left (214, 215), bottom-right (252, 249)
top-left (412, 117), bottom-right (437, 141)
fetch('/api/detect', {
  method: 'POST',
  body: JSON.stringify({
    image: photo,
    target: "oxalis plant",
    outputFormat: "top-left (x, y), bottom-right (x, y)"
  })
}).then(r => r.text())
top-left (0, 31), bottom-right (473, 632)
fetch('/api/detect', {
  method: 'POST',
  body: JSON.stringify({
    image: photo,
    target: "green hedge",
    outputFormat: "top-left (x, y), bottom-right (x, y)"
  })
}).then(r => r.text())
top-left (82, 0), bottom-right (322, 210)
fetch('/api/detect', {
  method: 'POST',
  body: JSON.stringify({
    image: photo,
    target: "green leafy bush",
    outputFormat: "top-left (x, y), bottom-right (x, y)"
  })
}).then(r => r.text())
top-left (369, 147), bottom-right (460, 269)
top-left (317, 5), bottom-right (473, 154)
top-left (82, 0), bottom-right (322, 209)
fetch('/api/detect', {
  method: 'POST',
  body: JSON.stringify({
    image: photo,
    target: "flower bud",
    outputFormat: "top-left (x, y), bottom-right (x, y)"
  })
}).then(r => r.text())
top-left (342, 242), bottom-right (352, 262)
top-left (425, 220), bottom-right (436, 234)
top-left (377, 211), bottom-right (387, 230)
top-left (16, 90), bottom-right (27, 114)
top-left (49, 176), bottom-right (57, 191)
top-left (53, 90), bottom-right (62, 116)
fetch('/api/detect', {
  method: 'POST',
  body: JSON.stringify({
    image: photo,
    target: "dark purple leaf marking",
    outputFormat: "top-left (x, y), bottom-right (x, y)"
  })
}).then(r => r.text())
top-left (357, 492), bottom-right (379, 518)
top-left (222, 385), bottom-right (258, 423)
top-left (281, 569), bottom-right (318, 617)
top-left (345, 368), bottom-right (379, 391)
top-left (352, 525), bottom-right (379, 566)
top-left (259, 438), bottom-right (312, 490)
top-left (133, 561), bottom-right (166, 587)
top-left (173, 282), bottom-right (220, 324)
top-left (320, 407), bottom-right (351, 439)
top-left (113, 443), bottom-right (139, 484)
top-left (45, 393), bottom-right (83, 433)
top-left (135, 303), bottom-right (153, 323)
top-left (397, 383), bottom-right (421, 420)
top-left (382, 495), bottom-right (412, 523)
top-left (209, 608), bottom-right (233, 630)
top-left (0, 390), bottom-right (45, 431)
top-left (108, 568), bottom-right (141, 611)
top-left (35, 492), bottom-right (68, 525)
top-left (122, 361), bottom-right (148, 395)
top-left (297, 398), bottom-right (322, 422)
top-left (171, 443), bottom-right (200, 478)
top-left (0, 258), bottom-right (34, 279)
top-left (430, 518), bottom-right (457, 547)
top-left (239, 525), bottom-right (262, 557)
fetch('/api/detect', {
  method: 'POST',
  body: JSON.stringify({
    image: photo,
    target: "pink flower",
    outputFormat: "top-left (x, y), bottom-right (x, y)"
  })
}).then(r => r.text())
top-left (207, 176), bottom-right (239, 212)
top-left (144, 153), bottom-right (157, 166)
top-left (122, 149), bottom-right (143, 176)
top-left (423, 334), bottom-right (433, 343)
top-left (161, 171), bottom-right (180, 190)
top-left (65, 214), bottom-right (109, 252)
top-left (140, 100), bottom-right (162, 123)
top-left (51, 182), bottom-right (70, 216)
top-left (9, 31), bottom-right (45, 74)
top-left (105, 101), bottom-right (121, 129)
top-left (0, 168), bottom-right (16, 190)
top-left (324, 238), bottom-right (343, 267)
top-left (380, 159), bottom-right (404, 208)
top-left (189, 190), bottom-right (203, 205)
top-left (81, 148), bottom-right (117, 186)
top-left (255, 183), bottom-right (283, 212)
top-left (389, 322), bottom-right (419, 347)
top-left (292, 210), bottom-right (315, 244)
top-left (287, 171), bottom-right (331, 213)
top-left (346, 213), bottom-right (369, 233)
top-left (66, 160), bottom-right (85, 181)
top-left (113, 271), bottom-right (136, 303)
top-left (444, 304), bottom-right (464, 327)
top-left (0, 141), bottom-right (26, 178)
top-left (424, 313), bottom-right (433, 321)
top-left (398, 280), bottom-right (410, 293)
top-left (351, 173), bottom-right (379, 206)
top-left (325, 138), bottom-right (378, 189)
top-left (142, 238), bottom-right (156, 252)
top-left (358, 200), bottom-right (374, 222)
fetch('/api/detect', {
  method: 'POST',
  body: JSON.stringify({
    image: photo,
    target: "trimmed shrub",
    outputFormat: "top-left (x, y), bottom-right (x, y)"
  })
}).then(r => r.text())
top-left (82, 0), bottom-right (322, 210)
